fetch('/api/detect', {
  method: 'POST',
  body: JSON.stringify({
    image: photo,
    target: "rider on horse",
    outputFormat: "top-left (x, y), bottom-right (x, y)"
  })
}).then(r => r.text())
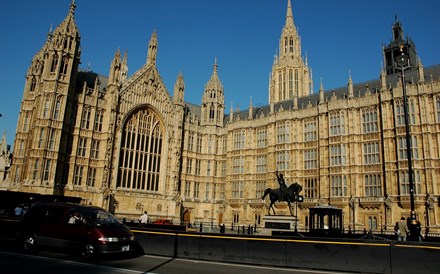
top-left (276, 170), bottom-right (288, 201)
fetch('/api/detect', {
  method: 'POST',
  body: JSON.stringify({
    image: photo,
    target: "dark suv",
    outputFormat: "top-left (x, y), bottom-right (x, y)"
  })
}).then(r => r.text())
top-left (16, 202), bottom-right (140, 258)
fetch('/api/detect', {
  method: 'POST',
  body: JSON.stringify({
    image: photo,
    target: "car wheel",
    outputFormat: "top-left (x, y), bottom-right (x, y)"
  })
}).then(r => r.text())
top-left (81, 242), bottom-right (95, 259)
top-left (23, 235), bottom-right (38, 253)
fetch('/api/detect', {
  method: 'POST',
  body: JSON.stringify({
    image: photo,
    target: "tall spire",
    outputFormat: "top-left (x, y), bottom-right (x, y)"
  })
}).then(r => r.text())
top-left (205, 58), bottom-right (223, 92)
top-left (285, 0), bottom-right (294, 28)
top-left (146, 31), bottom-right (158, 66)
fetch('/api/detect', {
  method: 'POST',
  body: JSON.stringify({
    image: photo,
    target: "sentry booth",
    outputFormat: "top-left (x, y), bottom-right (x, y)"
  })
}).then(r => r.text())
top-left (309, 206), bottom-right (343, 235)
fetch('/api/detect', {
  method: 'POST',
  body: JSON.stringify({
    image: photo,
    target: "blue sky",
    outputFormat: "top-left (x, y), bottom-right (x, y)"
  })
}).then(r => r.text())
top-left (1, 0), bottom-right (439, 147)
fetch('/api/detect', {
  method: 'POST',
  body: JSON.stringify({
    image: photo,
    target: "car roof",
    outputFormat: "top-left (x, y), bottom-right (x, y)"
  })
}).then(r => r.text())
top-left (31, 202), bottom-right (103, 211)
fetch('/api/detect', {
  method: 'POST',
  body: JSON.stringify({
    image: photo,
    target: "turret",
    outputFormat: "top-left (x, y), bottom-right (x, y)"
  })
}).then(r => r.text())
top-left (417, 57), bottom-right (424, 83)
top-left (201, 59), bottom-right (224, 127)
top-left (173, 72), bottom-right (185, 105)
top-left (319, 79), bottom-right (325, 104)
top-left (348, 70), bottom-right (354, 98)
top-left (108, 48), bottom-right (121, 86)
top-left (248, 97), bottom-right (253, 120)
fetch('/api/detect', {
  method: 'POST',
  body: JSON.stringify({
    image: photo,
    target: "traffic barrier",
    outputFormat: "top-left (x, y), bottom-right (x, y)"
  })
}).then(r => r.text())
top-left (132, 229), bottom-right (440, 274)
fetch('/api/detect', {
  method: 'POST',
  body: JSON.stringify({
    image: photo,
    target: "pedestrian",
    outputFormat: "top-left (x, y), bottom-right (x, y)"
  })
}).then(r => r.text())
top-left (394, 221), bottom-right (399, 240)
top-left (415, 220), bottom-right (424, 242)
top-left (398, 217), bottom-right (408, 241)
top-left (14, 204), bottom-right (23, 216)
top-left (139, 211), bottom-right (149, 225)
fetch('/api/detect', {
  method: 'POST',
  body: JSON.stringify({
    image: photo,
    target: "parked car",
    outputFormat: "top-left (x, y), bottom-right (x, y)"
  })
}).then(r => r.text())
top-left (16, 202), bottom-right (140, 258)
top-left (152, 219), bottom-right (173, 225)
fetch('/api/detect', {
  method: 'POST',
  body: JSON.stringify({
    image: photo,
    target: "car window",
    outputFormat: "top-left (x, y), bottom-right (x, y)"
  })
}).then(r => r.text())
top-left (80, 208), bottom-right (121, 226)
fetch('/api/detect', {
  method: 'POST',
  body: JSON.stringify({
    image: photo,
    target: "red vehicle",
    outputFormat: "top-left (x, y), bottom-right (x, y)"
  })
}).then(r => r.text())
top-left (16, 202), bottom-right (140, 258)
top-left (152, 219), bottom-right (173, 225)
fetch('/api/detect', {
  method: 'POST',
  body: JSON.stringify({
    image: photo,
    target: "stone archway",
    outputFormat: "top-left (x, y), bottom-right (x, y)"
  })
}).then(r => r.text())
top-left (183, 209), bottom-right (191, 225)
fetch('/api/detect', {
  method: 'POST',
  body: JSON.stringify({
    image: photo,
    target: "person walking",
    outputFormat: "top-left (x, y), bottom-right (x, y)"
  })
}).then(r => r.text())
top-left (139, 211), bottom-right (149, 225)
top-left (398, 216), bottom-right (408, 241)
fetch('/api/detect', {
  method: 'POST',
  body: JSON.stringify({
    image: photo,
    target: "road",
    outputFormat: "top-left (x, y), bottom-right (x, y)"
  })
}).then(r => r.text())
top-left (0, 238), bottom-right (353, 274)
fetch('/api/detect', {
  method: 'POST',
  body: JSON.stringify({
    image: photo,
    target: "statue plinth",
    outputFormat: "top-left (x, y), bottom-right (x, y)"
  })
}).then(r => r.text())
top-left (262, 215), bottom-right (298, 235)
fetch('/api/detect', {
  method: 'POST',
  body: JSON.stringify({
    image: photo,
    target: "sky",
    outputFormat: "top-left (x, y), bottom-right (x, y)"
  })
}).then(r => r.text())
top-left (1, 0), bottom-right (440, 148)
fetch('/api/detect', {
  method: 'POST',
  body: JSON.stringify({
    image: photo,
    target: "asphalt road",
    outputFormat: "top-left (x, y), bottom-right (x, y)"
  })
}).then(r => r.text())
top-left (0, 238), bottom-right (352, 274)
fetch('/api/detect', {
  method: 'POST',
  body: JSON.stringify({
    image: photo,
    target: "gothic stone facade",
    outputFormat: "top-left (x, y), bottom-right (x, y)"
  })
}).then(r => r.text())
top-left (6, 1), bottom-right (440, 233)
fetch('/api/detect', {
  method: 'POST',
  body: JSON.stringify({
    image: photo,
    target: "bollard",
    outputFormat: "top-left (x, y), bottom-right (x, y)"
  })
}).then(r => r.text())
top-left (200, 223), bottom-right (203, 233)
top-left (242, 225), bottom-right (245, 235)
top-left (248, 225), bottom-right (251, 235)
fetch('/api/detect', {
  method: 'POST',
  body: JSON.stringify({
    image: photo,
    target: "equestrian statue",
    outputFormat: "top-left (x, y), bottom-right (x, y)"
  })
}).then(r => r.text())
top-left (262, 170), bottom-right (302, 215)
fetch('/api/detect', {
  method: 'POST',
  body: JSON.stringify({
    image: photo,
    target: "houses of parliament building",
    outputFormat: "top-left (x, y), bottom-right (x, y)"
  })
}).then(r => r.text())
top-left (3, 0), bottom-right (440, 233)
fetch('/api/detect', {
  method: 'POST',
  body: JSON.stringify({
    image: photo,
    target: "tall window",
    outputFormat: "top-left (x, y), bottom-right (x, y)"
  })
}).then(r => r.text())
top-left (81, 108), bottom-right (91, 129)
top-left (187, 132), bottom-right (194, 151)
top-left (329, 112), bottom-right (345, 136)
top-left (365, 174), bottom-right (381, 196)
top-left (232, 181), bottom-right (244, 198)
top-left (43, 159), bottom-right (51, 181)
top-left (288, 69), bottom-right (293, 98)
top-left (368, 217), bottom-right (378, 231)
top-left (43, 99), bottom-right (50, 118)
top-left (330, 144), bottom-right (346, 166)
top-left (195, 159), bottom-right (201, 175)
top-left (48, 129), bottom-right (56, 150)
top-left (94, 110), bottom-right (103, 132)
top-left (304, 121), bottom-right (317, 141)
top-left (73, 165), bottom-right (83, 185)
top-left (363, 142), bottom-right (380, 164)
top-left (117, 108), bottom-right (163, 191)
top-left (193, 182), bottom-right (200, 198)
top-left (256, 181), bottom-right (266, 199)
top-left (184, 181), bottom-right (191, 197)
top-left (233, 130), bottom-right (245, 150)
top-left (362, 108), bottom-right (378, 133)
top-left (90, 140), bottom-right (99, 159)
top-left (30, 77), bottom-right (37, 92)
top-left (50, 54), bottom-right (58, 73)
top-left (331, 175), bottom-right (347, 197)
top-left (232, 156), bottom-right (245, 174)
top-left (276, 122), bottom-right (290, 144)
top-left (305, 178), bottom-right (318, 198)
top-left (38, 128), bottom-right (45, 148)
top-left (205, 183), bottom-right (211, 200)
top-left (87, 168), bottom-right (96, 187)
top-left (397, 136), bottom-right (418, 160)
top-left (23, 114), bottom-right (29, 132)
top-left (256, 127), bottom-right (267, 148)
top-left (304, 149), bottom-right (317, 169)
top-left (186, 158), bottom-right (193, 174)
top-left (196, 136), bottom-right (202, 153)
top-left (77, 137), bottom-right (87, 157)
top-left (53, 99), bottom-right (61, 120)
top-left (32, 159), bottom-right (39, 180)
top-left (276, 151), bottom-right (289, 171)
top-left (256, 155), bottom-right (266, 173)
top-left (399, 171), bottom-right (421, 195)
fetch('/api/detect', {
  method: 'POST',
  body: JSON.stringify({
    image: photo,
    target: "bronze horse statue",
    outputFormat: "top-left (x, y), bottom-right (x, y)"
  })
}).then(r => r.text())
top-left (262, 182), bottom-right (302, 215)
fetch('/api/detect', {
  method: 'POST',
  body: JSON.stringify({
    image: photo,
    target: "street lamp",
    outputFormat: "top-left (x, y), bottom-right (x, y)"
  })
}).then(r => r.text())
top-left (395, 45), bottom-right (417, 240)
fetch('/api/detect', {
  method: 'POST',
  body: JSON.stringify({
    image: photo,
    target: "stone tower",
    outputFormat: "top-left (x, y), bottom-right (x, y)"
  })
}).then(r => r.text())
top-left (382, 16), bottom-right (418, 76)
top-left (11, 0), bottom-right (81, 193)
top-left (268, 0), bottom-right (312, 105)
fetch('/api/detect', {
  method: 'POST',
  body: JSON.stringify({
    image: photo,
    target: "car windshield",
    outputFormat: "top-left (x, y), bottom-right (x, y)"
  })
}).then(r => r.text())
top-left (80, 208), bottom-right (121, 227)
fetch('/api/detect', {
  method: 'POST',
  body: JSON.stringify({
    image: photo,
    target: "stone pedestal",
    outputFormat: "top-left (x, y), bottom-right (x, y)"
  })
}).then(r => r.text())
top-left (262, 215), bottom-right (297, 235)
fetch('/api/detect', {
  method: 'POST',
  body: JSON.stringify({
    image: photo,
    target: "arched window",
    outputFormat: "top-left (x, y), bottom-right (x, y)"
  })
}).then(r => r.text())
top-left (117, 108), bottom-right (163, 192)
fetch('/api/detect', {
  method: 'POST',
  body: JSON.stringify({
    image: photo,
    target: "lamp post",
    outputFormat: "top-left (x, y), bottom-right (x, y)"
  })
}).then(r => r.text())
top-left (395, 45), bottom-right (417, 240)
